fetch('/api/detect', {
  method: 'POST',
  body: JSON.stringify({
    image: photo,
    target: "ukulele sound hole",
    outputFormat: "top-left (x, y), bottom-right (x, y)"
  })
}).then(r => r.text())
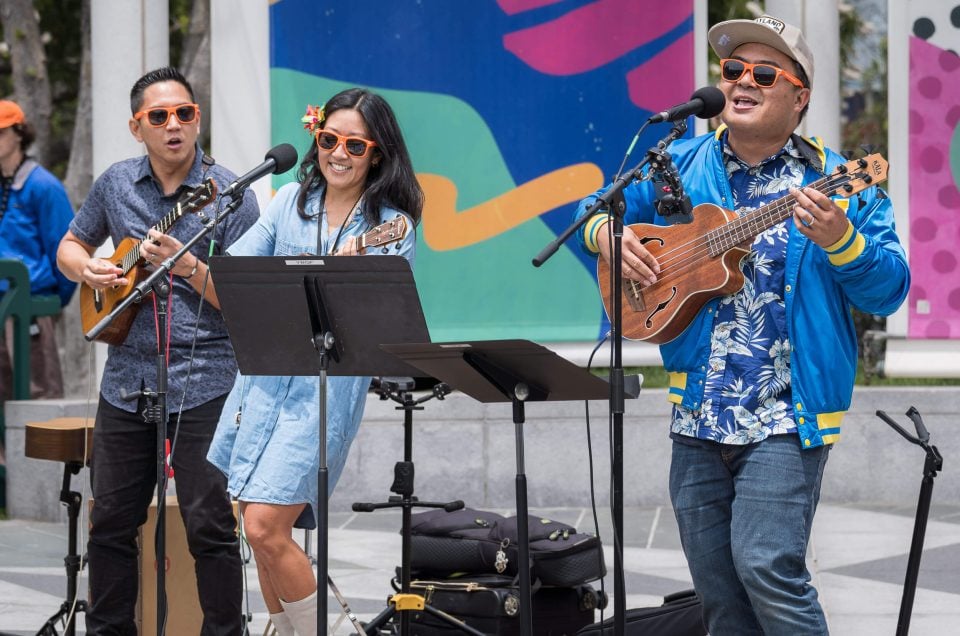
top-left (645, 287), bottom-right (677, 328)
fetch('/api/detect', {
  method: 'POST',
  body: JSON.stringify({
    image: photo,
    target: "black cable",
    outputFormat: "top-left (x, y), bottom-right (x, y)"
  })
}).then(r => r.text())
top-left (585, 332), bottom-right (612, 623)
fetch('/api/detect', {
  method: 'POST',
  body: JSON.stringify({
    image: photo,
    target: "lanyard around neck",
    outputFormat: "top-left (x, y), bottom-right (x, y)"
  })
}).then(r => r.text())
top-left (316, 188), bottom-right (363, 256)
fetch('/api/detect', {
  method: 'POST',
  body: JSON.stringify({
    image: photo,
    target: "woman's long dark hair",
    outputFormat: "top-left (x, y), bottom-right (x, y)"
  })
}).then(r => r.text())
top-left (296, 88), bottom-right (423, 226)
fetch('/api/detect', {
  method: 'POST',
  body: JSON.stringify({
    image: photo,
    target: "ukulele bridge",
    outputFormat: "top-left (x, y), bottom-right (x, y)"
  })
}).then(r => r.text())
top-left (625, 280), bottom-right (646, 311)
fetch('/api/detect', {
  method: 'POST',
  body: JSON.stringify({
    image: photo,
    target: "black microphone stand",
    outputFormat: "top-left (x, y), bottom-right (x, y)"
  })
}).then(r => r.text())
top-left (86, 194), bottom-right (247, 636)
top-left (532, 118), bottom-right (689, 636)
top-left (875, 407), bottom-right (943, 636)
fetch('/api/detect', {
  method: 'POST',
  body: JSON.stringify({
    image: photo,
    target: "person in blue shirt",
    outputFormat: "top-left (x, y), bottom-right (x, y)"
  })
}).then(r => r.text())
top-left (0, 99), bottom-right (75, 401)
top-left (574, 15), bottom-right (909, 636)
top-left (57, 67), bottom-right (260, 635)
top-left (205, 87), bottom-right (423, 636)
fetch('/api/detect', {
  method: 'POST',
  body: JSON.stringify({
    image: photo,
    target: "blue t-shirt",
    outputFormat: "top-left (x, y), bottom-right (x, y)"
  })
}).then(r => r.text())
top-left (70, 147), bottom-right (260, 412)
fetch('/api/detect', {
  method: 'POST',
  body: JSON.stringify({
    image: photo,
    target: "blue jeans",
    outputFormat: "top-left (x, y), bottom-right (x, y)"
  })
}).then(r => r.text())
top-left (86, 394), bottom-right (242, 635)
top-left (669, 434), bottom-right (830, 636)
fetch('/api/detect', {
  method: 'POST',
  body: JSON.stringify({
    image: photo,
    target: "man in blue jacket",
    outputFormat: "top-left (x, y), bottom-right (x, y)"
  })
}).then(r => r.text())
top-left (0, 99), bottom-right (76, 400)
top-left (575, 15), bottom-right (909, 635)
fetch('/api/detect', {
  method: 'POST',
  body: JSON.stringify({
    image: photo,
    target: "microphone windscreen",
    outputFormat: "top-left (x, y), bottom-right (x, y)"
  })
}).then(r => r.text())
top-left (692, 86), bottom-right (726, 119)
top-left (265, 143), bottom-right (299, 174)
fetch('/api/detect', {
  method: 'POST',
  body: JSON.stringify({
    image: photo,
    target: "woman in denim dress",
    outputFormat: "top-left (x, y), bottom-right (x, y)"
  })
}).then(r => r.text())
top-left (207, 88), bottom-right (423, 635)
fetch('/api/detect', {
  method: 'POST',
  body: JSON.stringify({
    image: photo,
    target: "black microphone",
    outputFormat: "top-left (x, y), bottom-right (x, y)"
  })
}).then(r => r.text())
top-left (648, 87), bottom-right (726, 123)
top-left (220, 143), bottom-right (299, 199)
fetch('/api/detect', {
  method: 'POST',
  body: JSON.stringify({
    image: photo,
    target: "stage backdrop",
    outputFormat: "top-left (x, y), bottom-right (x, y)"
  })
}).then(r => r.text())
top-left (903, 2), bottom-right (960, 340)
top-left (268, 0), bottom-right (695, 342)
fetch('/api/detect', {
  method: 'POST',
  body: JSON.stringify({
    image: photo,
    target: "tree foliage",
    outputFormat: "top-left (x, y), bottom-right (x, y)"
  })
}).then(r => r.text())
top-left (1, 0), bottom-right (203, 181)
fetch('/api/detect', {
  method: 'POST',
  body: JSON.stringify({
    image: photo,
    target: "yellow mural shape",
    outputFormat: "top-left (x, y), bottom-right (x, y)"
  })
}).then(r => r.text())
top-left (418, 163), bottom-right (605, 251)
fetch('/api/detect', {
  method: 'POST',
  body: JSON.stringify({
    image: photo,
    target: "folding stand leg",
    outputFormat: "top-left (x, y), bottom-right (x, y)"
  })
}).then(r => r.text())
top-left (37, 462), bottom-right (88, 636)
top-left (354, 380), bottom-right (483, 636)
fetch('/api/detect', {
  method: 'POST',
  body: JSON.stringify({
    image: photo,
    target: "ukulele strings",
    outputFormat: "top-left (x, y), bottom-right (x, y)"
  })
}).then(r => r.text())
top-left (627, 170), bottom-right (858, 293)
top-left (124, 199), bottom-right (191, 275)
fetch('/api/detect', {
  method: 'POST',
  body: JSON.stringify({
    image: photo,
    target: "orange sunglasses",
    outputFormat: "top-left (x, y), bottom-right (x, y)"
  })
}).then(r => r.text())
top-left (315, 130), bottom-right (377, 158)
top-left (135, 103), bottom-right (200, 127)
top-left (720, 59), bottom-right (805, 89)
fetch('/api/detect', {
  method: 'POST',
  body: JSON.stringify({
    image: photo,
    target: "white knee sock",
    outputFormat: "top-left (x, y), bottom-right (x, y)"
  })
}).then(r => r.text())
top-left (280, 591), bottom-right (318, 636)
top-left (268, 610), bottom-right (295, 636)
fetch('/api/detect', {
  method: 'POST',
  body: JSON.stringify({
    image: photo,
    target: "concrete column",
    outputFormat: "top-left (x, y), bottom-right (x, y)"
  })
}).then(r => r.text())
top-left (85, 1), bottom-right (169, 386)
top-left (91, 0), bottom-right (169, 175)
top-left (210, 0), bottom-right (271, 210)
top-left (766, 0), bottom-right (841, 148)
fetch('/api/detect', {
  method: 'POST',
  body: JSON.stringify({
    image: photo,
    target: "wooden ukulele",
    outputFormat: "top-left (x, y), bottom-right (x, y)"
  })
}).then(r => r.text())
top-left (597, 154), bottom-right (888, 344)
top-left (79, 179), bottom-right (218, 345)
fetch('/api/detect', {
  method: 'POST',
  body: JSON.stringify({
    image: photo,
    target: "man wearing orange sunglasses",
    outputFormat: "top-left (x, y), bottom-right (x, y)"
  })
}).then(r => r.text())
top-left (57, 66), bottom-right (260, 635)
top-left (574, 14), bottom-right (908, 636)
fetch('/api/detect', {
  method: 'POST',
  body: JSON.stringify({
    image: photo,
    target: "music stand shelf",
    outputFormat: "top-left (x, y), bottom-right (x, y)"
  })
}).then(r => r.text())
top-left (209, 254), bottom-right (431, 633)
top-left (381, 339), bottom-right (611, 636)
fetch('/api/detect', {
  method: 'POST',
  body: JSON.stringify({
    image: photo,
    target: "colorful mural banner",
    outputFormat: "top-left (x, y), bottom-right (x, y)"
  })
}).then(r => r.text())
top-left (269, 0), bottom-right (694, 342)
top-left (906, 2), bottom-right (960, 339)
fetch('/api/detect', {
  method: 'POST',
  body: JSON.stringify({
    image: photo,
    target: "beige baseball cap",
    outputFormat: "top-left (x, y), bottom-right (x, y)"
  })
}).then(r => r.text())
top-left (709, 15), bottom-right (814, 87)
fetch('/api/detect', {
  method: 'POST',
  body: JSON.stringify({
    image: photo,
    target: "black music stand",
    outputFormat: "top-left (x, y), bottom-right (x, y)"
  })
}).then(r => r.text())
top-left (209, 254), bottom-right (430, 634)
top-left (381, 339), bottom-right (613, 636)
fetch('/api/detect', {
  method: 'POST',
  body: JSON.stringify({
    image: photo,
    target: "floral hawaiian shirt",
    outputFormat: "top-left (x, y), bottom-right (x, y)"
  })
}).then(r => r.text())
top-left (671, 133), bottom-right (808, 444)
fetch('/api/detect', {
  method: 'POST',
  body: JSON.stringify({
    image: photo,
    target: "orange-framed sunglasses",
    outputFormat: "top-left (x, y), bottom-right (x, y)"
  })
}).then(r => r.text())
top-left (314, 130), bottom-right (377, 158)
top-left (719, 59), bottom-right (805, 89)
top-left (134, 103), bottom-right (200, 127)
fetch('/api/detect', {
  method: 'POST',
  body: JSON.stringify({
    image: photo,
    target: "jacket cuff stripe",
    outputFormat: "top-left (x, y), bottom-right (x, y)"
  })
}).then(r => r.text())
top-left (827, 231), bottom-right (865, 266)
top-left (584, 214), bottom-right (609, 254)
top-left (824, 220), bottom-right (855, 254)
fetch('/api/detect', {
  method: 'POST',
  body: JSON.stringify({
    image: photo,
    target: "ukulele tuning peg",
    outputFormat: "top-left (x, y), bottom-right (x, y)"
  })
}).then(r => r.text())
top-left (841, 150), bottom-right (854, 160)
top-left (860, 144), bottom-right (876, 156)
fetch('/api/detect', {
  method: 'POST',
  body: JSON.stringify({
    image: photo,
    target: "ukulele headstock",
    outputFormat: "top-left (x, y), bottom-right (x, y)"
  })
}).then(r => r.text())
top-left (181, 178), bottom-right (218, 217)
top-left (365, 215), bottom-right (409, 248)
top-left (829, 154), bottom-right (888, 198)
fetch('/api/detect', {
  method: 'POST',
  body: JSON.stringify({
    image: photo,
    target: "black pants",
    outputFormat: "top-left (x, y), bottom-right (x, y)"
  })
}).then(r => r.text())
top-left (86, 394), bottom-right (242, 635)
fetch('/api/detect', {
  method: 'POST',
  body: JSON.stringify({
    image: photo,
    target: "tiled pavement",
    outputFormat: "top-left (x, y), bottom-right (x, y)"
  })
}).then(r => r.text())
top-left (1, 502), bottom-right (959, 635)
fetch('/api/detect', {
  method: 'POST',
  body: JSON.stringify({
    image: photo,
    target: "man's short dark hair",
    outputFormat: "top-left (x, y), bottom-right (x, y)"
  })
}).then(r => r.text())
top-left (129, 67), bottom-right (195, 114)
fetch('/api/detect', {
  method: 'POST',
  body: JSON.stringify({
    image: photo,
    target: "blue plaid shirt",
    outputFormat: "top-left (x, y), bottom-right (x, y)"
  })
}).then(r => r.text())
top-left (671, 133), bottom-right (808, 444)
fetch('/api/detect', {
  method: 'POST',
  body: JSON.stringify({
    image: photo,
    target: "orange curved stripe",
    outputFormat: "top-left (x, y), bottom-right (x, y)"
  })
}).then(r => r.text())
top-left (419, 163), bottom-right (605, 251)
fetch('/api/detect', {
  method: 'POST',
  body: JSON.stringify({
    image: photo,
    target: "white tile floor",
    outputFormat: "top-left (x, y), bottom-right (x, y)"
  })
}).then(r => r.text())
top-left (1, 503), bottom-right (958, 635)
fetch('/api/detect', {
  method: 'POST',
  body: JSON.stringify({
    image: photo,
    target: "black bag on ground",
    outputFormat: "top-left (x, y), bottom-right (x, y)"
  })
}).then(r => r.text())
top-left (483, 514), bottom-right (606, 587)
top-left (410, 507), bottom-right (606, 587)
top-left (409, 508), bottom-right (506, 576)
top-left (576, 589), bottom-right (707, 636)
top-left (402, 574), bottom-right (602, 635)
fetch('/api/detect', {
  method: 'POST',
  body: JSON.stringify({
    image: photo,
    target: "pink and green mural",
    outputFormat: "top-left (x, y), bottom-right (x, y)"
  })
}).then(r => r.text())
top-left (269, 0), bottom-right (695, 342)
top-left (908, 8), bottom-right (960, 339)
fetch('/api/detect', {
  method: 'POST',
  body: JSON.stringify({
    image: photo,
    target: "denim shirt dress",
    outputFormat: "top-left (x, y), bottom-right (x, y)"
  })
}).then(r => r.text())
top-left (206, 182), bottom-right (416, 527)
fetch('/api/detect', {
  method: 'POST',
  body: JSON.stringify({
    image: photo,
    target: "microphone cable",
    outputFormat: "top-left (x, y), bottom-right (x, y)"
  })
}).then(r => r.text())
top-left (583, 332), bottom-right (612, 623)
top-left (154, 190), bottom-right (231, 634)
